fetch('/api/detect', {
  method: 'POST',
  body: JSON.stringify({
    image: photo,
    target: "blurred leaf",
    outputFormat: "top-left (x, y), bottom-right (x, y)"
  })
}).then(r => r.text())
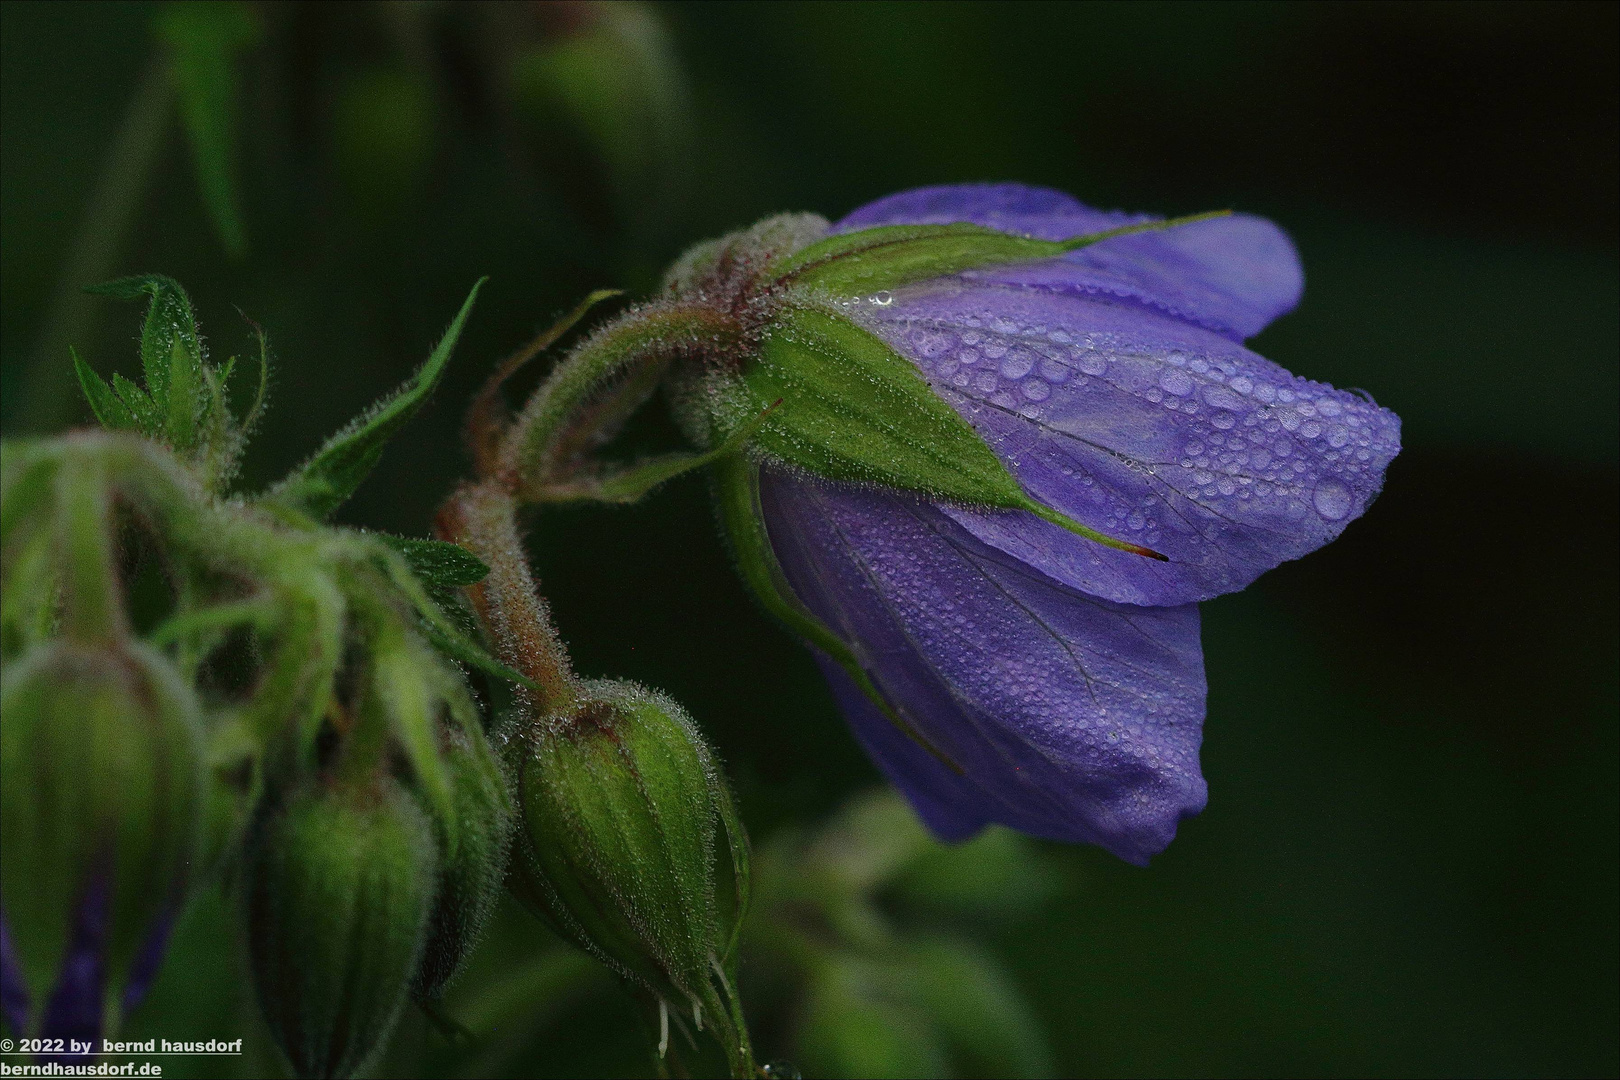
top-left (907, 936), bottom-right (1056, 1078)
top-left (796, 953), bottom-right (950, 1080)
top-left (890, 827), bottom-right (1065, 923)
top-left (72, 347), bottom-right (138, 431)
top-left (266, 279), bottom-right (485, 520)
top-left (805, 788), bottom-right (934, 893)
top-left (155, 1), bottom-right (258, 258)
top-left (507, 1), bottom-right (692, 248)
top-left (331, 68), bottom-right (438, 220)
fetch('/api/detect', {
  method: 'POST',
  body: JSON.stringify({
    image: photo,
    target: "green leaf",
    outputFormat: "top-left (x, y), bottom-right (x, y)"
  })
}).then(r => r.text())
top-left (267, 279), bottom-right (485, 519)
top-left (417, 619), bottom-right (541, 694)
top-left (155, 2), bottom-right (259, 258)
top-left (380, 536), bottom-right (490, 591)
top-left (86, 274), bottom-right (198, 410)
top-left (738, 305), bottom-right (1166, 561)
top-left (111, 374), bottom-right (160, 433)
top-left (72, 349), bottom-right (138, 431)
top-left (533, 399), bottom-right (777, 504)
top-left (774, 211), bottom-right (1230, 298)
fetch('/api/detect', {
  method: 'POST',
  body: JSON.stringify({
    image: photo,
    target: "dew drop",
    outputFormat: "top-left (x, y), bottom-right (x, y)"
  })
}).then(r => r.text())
top-left (1312, 479), bottom-right (1353, 520)
top-left (1000, 351), bottom-right (1034, 379)
top-left (1159, 369), bottom-right (1194, 396)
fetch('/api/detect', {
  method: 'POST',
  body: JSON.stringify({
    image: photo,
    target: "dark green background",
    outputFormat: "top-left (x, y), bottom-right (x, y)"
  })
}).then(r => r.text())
top-left (3, 2), bottom-right (1616, 1076)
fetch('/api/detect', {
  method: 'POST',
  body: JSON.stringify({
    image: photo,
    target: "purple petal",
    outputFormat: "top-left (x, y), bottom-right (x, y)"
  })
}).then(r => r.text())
top-left (855, 283), bottom-right (1401, 607)
top-left (38, 876), bottom-right (110, 1054)
top-left (759, 467), bottom-right (1208, 865)
top-left (837, 182), bottom-right (1304, 340)
top-left (836, 182), bottom-right (1126, 239)
top-left (0, 910), bottom-right (31, 1036)
top-left (121, 905), bottom-right (179, 1015)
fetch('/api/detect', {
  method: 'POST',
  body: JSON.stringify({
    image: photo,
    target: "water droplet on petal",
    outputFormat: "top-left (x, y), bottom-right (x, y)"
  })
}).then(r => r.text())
top-left (1313, 479), bottom-right (1352, 520)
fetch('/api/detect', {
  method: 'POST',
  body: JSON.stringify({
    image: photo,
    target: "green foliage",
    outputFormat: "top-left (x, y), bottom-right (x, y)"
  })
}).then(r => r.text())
top-left (74, 274), bottom-right (264, 492)
top-left (155, 2), bottom-right (259, 258)
top-left (381, 536), bottom-right (490, 595)
top-left (268, 279), bottom-right (484, 520)
top-left (748, 790), bottom-right (1058, 1079)
top-left (413, 718), bottom-right (515, 1000)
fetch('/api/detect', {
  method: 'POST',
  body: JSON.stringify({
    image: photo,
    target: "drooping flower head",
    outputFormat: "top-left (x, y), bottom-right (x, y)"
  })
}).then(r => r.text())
top-left (661, 184), bottom-right (1400, 864)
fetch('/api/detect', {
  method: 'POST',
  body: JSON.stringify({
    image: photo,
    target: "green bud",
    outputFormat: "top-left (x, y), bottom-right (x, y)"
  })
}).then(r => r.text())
top-left (0, 639), bottom-right (203, 1021)
top-left (413, 716), bottom-right (513, 999)
top-left (506, 680), bottom-right (751, 1063)
top-left (246, 779), bottom-right (436, 1079)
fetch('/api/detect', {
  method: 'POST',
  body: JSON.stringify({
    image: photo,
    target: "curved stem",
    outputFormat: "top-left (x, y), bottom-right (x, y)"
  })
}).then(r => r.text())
top-left (496, 302), bottom-right (740, 493)
top-left (436, 479), bottom-right (579, 716)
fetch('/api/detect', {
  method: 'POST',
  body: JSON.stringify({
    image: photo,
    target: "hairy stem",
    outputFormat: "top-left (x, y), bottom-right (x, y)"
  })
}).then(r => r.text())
top-left (436, 479), bottom-right (578, 717)
top-left (496, 302), bottom-right (739, 492)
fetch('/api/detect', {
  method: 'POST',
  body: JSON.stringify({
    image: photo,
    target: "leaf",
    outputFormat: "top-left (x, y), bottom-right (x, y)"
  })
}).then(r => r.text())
top-left (111, 374), bottom-right (160, 433)
top-left (267, 279), bottom-right (485, 519)
top-left (774, 211), bottom-right (1229, 298)
top-left (739, 305), bottom-right (1165, 561)
top-left (87, 274), bottom-right (201, 414)
top-left (532, 399), bottom-right (778, 504)
top-left (72, 348), bottom-right (138, 431)
top-left (155, 2), bottom-right (259, 258)
top-left (380, 536), bottom-right (490, 591)
top-left (905, 937), bottom-right (1055, 1079)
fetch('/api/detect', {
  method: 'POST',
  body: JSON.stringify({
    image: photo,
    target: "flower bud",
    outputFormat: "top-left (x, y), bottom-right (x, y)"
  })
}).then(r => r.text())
top-left (245, 779), bottom-right (435, 1080)
top-left (412, 717), bottom-right (513, 999)
top-left (506, 680), bottom-right (749, 1036)
top-left (0, 639), bottom-right (202, 1036)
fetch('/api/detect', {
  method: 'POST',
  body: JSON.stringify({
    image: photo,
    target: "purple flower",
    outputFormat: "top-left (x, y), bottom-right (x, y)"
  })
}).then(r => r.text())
top-left (748, 184), bottom-right (1400, 864)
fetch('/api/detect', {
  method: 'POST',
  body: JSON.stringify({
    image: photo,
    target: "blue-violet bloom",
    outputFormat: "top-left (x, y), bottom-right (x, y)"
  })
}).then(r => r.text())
top-left (684, 184), bottom-right (1399, 865)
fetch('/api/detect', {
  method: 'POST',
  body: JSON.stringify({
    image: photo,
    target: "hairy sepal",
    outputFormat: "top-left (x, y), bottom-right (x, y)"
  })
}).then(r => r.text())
top-left (772, 212), bottom-right (1229, 297)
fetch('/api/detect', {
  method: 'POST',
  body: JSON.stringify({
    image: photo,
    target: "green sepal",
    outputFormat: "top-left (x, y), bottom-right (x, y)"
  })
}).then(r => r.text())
top-left (155, 2), bottom-right (260, 258)
top-left (72, 349), bottom-right (139, 432)
top-left (712, 456), bottom-right (959, 773)
top-left (267, 279), bottom-right (485, 520)
top-left (533, 400), bottom-right (777, 505)
top-left (736, 305), bottom-right (1166, 561)
top-left (773, 211), bottom-right (1230, 298)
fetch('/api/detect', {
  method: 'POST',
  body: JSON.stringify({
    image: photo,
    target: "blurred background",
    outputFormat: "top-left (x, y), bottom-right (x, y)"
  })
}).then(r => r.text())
top-left (2, 1), bottom-right (1615, 1076)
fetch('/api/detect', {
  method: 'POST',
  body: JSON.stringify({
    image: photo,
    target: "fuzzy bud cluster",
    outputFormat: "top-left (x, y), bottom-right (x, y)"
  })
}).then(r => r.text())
top-left (1, 278), bottom-right (512, 1078)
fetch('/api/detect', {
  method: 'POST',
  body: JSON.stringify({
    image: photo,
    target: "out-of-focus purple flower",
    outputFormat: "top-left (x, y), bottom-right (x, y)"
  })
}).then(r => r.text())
top-left (719, 184), bottom-right (1400, 864)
